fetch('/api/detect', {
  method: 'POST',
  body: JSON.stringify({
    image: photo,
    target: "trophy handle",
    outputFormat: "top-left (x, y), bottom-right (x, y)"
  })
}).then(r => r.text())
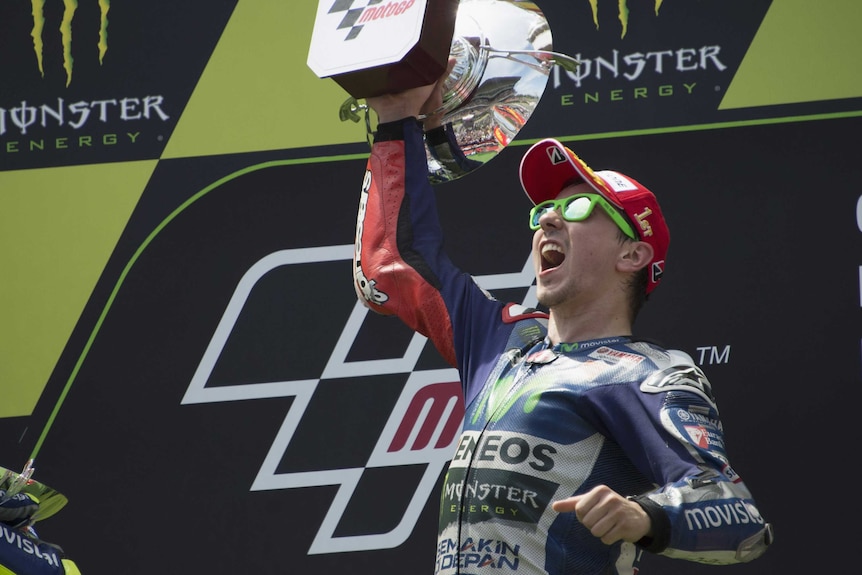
top-left (486, 48), bottom-right (580, 73)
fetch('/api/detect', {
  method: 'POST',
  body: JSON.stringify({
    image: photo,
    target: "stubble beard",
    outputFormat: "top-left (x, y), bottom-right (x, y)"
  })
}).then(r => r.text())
top-left (536, 280), bottom-right (577, 311)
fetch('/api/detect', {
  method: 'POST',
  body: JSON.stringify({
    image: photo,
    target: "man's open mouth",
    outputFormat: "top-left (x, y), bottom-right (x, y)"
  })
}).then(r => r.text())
top-left (541, 244), bottom-right (565, 270)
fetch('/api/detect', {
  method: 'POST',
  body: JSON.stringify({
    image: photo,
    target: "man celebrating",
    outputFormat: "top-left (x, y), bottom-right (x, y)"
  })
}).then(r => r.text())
top-left (352, 74), bottom-right (772, 574)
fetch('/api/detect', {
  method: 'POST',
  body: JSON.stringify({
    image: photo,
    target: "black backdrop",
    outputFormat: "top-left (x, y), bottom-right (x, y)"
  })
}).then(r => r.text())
top-left (2, 1), bottom-right (861, 573)
top-left (22, 116), bottom-right (862, 574)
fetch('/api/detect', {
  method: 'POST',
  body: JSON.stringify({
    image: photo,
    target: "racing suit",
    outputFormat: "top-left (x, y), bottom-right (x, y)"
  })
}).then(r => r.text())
top-left (353, 117), bottom-right (773, 574)
top-left (0, 491), bottom-right (81, 574)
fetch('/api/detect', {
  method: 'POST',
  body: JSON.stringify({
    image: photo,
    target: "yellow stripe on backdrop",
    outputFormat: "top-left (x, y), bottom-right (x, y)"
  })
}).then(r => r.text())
top-left (721, 0), bottom-right (862, 109)
top-left (162, 1), bottom-right (366, 159)
top-left (0, 160), bottom-right (155, 417)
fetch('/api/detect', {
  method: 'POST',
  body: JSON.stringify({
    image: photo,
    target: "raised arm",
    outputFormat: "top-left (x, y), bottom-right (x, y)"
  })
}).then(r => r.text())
top-left (352, 75), bottom-right (461, 366)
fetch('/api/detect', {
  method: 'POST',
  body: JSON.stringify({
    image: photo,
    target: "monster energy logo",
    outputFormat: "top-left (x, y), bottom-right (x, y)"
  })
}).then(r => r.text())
top-left (589, 0), bottom-right (665, 38)
top-left (28, 0), bottom-right (111, 87)
top-left (470, 372), bottom-right (548, 425)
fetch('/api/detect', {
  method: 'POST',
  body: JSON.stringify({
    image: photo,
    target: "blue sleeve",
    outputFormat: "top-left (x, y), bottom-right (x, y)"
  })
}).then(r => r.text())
top-left (579, 359), bottom-right (773, 562)
top-left (354, 117), bottom-right (518, 401)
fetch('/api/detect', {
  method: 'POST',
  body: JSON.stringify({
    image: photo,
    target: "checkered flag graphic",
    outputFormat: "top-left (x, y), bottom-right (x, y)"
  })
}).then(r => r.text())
top-left (328, 0), bottom-right (385, 40)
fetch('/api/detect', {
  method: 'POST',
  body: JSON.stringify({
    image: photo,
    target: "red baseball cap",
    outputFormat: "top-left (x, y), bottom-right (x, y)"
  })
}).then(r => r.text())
top-left (519, 138), bottom-right (669, 294)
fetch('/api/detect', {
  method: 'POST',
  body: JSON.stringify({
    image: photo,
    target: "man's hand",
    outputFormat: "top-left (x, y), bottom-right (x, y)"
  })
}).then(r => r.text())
top-left (552, 485), bottom-right (652, 546)
top-left (366, 57), bottom-right (456, 125)
top-left (366, 83), bottom-right (437, 124)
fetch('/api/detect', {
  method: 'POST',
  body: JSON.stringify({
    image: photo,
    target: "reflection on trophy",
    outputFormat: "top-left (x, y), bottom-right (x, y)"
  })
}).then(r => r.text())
top-left (308, 0), bottom-right (579, 182)
top-left (0, 459), bottom-right (68, 523)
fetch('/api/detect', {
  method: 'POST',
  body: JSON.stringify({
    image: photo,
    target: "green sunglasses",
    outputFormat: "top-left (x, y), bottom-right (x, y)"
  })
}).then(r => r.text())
top-left (529, 193), bottom-right (637, 239)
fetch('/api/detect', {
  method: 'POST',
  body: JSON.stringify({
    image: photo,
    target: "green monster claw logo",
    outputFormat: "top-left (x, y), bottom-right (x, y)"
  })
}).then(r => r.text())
top-left (29, 0), bottom-right (110, 87)
top-left (471, 372), bottom-right (548, 425)
top-left (588, 0), bottom-right (664, 38)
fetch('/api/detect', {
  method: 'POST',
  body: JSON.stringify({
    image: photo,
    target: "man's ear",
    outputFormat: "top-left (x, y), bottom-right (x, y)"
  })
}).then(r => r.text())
top-left (617, 241), bottom-right (654, 273)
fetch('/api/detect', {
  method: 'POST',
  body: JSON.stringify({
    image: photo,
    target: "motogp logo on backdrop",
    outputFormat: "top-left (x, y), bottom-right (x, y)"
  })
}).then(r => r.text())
top-left (326, 0), bottom-right (418, 41)
top-left (181, 245), bottom-right (539, 554)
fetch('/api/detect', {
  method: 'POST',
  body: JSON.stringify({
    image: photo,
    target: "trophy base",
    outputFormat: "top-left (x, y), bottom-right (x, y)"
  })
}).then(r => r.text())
top-left (328, 0), bottom-right (459, 99)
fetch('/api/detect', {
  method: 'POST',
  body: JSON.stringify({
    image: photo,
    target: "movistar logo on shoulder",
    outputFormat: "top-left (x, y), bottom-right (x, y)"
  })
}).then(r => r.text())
top-left (559, 337), bottom-right (626, 352)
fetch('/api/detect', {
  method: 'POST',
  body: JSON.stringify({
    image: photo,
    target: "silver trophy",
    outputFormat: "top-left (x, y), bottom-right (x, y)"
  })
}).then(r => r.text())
top-left (310, 0), bottom-right (579, 182)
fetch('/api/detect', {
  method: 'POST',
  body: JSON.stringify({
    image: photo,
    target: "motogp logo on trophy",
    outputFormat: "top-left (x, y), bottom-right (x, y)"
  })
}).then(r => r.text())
top-left (325, 0), bottom-right (419, 41)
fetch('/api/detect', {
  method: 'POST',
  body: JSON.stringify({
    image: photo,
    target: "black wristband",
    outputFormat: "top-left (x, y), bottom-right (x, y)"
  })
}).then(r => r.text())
top-left (424, 124), bottom-right (450, 146)
top-left (374, 117), bottom-right (421, 142)
top-left (627, 494), bottom-right (671, 553)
